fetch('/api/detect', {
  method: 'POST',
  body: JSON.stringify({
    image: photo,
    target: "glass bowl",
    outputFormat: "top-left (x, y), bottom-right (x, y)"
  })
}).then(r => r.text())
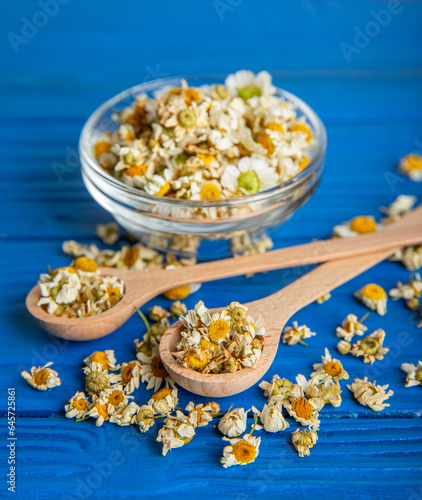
top-left (79, 76), bottom-right (327, 260)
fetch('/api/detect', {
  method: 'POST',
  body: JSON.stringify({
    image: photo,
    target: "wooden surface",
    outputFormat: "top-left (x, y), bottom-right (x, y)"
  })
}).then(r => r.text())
top-left (1, 0), bottom-right (422, 498)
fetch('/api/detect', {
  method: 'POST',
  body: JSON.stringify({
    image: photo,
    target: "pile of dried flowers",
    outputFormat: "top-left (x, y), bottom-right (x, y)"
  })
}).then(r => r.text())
top-left (172, 300), bottom-right (265, 373)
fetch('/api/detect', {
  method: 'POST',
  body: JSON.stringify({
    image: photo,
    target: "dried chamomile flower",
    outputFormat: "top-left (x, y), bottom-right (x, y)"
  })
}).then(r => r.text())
top-left (282, 321), bottom-right (316, 346)
top-left (148, 388), bottom-right (178, 415)
top-left (218, 408), bottom-right (248, 438)
top-left (283, 385), bottom-right (320, 430)
top-left (293, 375), bottom-right (325, 412)
top-left (109, 402), bottom-right (140, 426)
top-left (96, 222), bottom-right (120, 245)
top-left (137, 346), bottom-right (176, 391)
top-left (185, 402), bottom-right (215, 427)
top-left (134, 336), bottom-right (159, 358)
top-left (351, 329), bottom-right (389, 364)
top-left (292, 428), bottom-right (318, 457)
top-left (162, 283), bottom-right (201, 301)
top-left (157, 410), bottom-right (196, 456)
top-left (389, 273), bottom-right (422, 301)
top-left (133, 404), bottom-right (156, 433)
top-left (252, 402), bottom-right (289, 432)
top-left (337, 340), bottom-right (351, 355)
top-left (406, 298), bottom-right (420, 311)
top-left (221, 433), bottom-right (261, 468)
top-left (332, 216), bottom-right (378, 238)
top-left (169, 300), bottom-right (187, 318)
top-left (401, 246), bottom-right (422, 271)
top-left (347, 377), bottom-right (393, 411)
top-left (87, 398), bottom-right (109, 426)
top-left (315, 292), bottom-right (331, 304)
top-left (64, 391), bottom-right (89, 419)
top-left (21, 362), bottom-right (61, 391)
top-left (259, 374), bottom-right (294, 403)
top-left (150, 320), bottom-right (169, 340)
top-left (311, 348), bottom-right (349, 383)
top-left (398, 153), bottom-right (422, 181)
top-left (119, 360), bottom-right (143, 394)
top-left (316, 378), bottom-right (342, 407)
top-left (83, 362), bottom-right (116, 396)
top-left (354, 283), bottom-right (387, 315)
top-left (149, 305), bottom-right (170, 323)
top-left (401, 361), bottom-right (422, 388)
top-left (83, 350), bottom-right (118, 370)
top-left (336, 313), bottom-right (368, 342)
top-left (100, 385), bottom-right (133, 416)
top-left (380, 195), bottom-right (417, 224)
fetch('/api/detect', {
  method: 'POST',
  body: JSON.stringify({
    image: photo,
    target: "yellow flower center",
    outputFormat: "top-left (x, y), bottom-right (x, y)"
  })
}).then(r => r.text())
top-left (256, 131), bottom-right (274, 155)
top-left (208, 319), bottom-right (230, 342)
top-left (34, 368), bottom-right (50, 386)
top-left (272, 379), bottom-right (294, 397)
top-left (403, 154), bottom-right (422, 172)
top-left (94, 141), bottom-right (111, 158)
top-left (163, 285), bottom-right (191, 300)
top-left (324, 360), bottom-right (342, 377)
top-left (107, 286), bottom-right (121, 305)
top-left (124, 247), bottom-right (139, 267)
top-left (155, 181), bottom-right (171, 197)
top-left (266, 122), bottom-right (284, 134)
top-left (232, 440), bottom-right (256, 464)
top-left (362, 283), bottom-right (386, 300)
top-left (184, 88), bottom-right (201, 105)
top-left (199, 338), bottom-right (219, 357)
top-left (344, 320), bottom-right (358, 333)
top-left (151, 355), bottom-right (169, 379)
top-left (121, 362), bottom-right (136, 385)
top-left (108, 390), bottom-right (124, 407)
top-left (291, 397), bottom-right (313, 421)
top-left (85, 370), bottom-right (109, 394)
top-left (349, 216), bottom-right (377, 234)
top-left (200, 183), bottom-right (221, 201)
top-left (299, 157), bottom-right (310, 170)
top-left (96, 403), bottom-right (108, 420)
top-left (197, 152), bottom-right (214, 164)
top-left (290, 123), bottom-right (312, 142)
top-left (151, 388), bottom-right (172, 401)
top-left (73, 257), bottom-right (98, 273)
top-left (184, 350), bottom-right (210, 371)
top-left (415, 368), bottom-right (422, 383)
top-left (72, 398), bottom-right (87, 411)
top-left (360, 337), bottom-right (380, 355)
top-left (126, 164), bottom-right (148, 177)
top-left (91, 351), bottom-right (110, 370)
top-left (51, 266), bottom-right (77, 277)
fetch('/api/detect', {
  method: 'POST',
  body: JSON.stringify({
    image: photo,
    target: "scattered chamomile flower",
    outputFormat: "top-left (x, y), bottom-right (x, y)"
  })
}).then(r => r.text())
top-left (337, 340), bottom-right (352, 355)
top-left (347, 377), bottom-right (393, 411)
top-left (406, 298), bottom-right (420, 311)
top-left (354, 283), bottom-right (388, 315)
top-left (65, 391), bottom-right (90, 419)
top-left (389, 273), bottom-right (422, 300)
top-left (221, 432), bottom-right (261, 468)
top-left (332, 216), bottom-right (378, 238)
top-left (109, 402), bottom-right (140, 426)
top-left (157, 410), bottom-right (196, 456)
top-left (282, 321), bottom-right (316, 346)
top-left (133, 404), bottom-right (156, 433)
top-left (218, 408), bottom-right (248, 438)
top-left (351, 329), bottom-right (389, 364)
top-left (119, 360), bottom-right (143, 394)
top-left (336, 313), bottom-right (368, 342)
top-left (87, 399), bottom-right (109, 426)
top-left (283, 385), bottom-right (320, 430)
top-left (148, 388), bottom-right (178, 415)
top-left (149, 305), bottom-right (170, 323)
top-left (380, 195), bottom-right (417, 224)
top-left (259, 374), bottom-right (294, 403)
top-left (292, 428), bottom-right (318, 457)
top-left (21, 362), bottom-right (61, 391)
top-left (83, 350), bottom-right (118, 370)
top-left (169, 300), bottom-right (187, 318)
top-left (397, 245), bottom-right (422, 271)
top-left (185, 402), bottom-right (216, 427)
top-left (252, 402), bottom-right (289, 432)
top-left (311, 348), bottom-right (349, 383)
top-left (137, 346), bottom-right (176, 392)
top-left (100, 385), bottom-right (133, 416)
top-left (95, 222), bottom-right (120, 245)
top-left (398, 153), bottom-right (422, 181)
top-left (316, 378), bottom-right (343, 408)
top-left (401, 361), bottom-right (422, 388)
top-left (83, 362), bottom-right (118, 396)
top-left (315, 292), bottom-right (331, 304)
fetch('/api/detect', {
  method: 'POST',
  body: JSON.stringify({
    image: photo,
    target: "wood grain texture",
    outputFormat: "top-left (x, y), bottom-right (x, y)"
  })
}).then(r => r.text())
top-left (1, 0), bottom-right (422, 498)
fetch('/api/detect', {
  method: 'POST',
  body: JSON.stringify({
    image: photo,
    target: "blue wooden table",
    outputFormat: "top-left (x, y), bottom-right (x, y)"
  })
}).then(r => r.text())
top-left (1, 1), bottom-right (422, 498)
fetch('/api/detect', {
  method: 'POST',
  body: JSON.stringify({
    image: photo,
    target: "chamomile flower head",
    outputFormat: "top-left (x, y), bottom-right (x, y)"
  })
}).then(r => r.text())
top-left (283, 385), bottom-right (320, 430)
top-left (282, 321), bottom-right (316, 346)
top-left (157, 410), bottom-right (196, 456)
top-left (259, 374), bottom-right (294, 402)
top-left (380, 195), bottom-right (417, 224)
top-left (389, 273), bottom-right (422, 301)
top-left (351, 329), bottom-right (389, 364)
top-left (137, 346), bottom-right (175, 392)
top-left (252, 402), bottom-right (289, 433)
top-left (398, 153), bottom-right (422, 181)
top-left (347, 377), bottom-right (393, 411)
top-left (109, 402), bottom-right (140, 426)
top-left (83, 350), bottom-right (118, 371)
top-left (133, 404), bottom-right (156, 433)
top-left (337, 340), bottom-right (352, 355)
top-left (87, 398), bottom-right (109, 426)
top-left (83, 362), bottom-right (117, 396)
top-left (221, 433), bottom-right (261, 468)
top-left (100, 385), bottom-right (133, 416)
top-left (185, 402), bottom-right (215, 427)
top-left (148, 387), bottom-right (178, 415)
top-left (292, 428), bottom-right (318, 457)
top-left (21, 362), bottom-right (61, 391)
top-left (218, 408), bottom-right (248, 438)
top-left (225, 70), bottom-right (276, 99)
top-left (220, 157), bottom-right (277, 195)
top-left (95, 222), bottom-right (120, 245)
top-left (64, 391), bottom-right (90, 419)
top-left (332, 216), bottom-right (378, 238)
top-left (354, 283), bottom-right (387, 315)
top-left (317, 378), bottom-right (343, 407)
top-left (336, 313), bottom-right (368, 342)
top-left (119, 360), bottom-right (143, 394)
top-left (401, 361), bottom-right (422, 388)
top-left (311, 348), bottom-right (349, 383)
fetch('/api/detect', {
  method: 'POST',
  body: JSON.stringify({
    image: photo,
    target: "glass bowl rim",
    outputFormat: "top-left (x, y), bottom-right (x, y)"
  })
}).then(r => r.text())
top-left (79, 75), bottom-right (327, 209)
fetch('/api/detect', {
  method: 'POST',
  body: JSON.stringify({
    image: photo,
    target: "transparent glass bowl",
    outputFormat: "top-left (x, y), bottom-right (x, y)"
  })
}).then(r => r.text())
top-left (79, 76), bottom-right (327, 260)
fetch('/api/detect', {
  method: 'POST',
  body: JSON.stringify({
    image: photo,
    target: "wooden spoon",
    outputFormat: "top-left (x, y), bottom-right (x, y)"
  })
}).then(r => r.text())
top-left (25, 205), bottom-right (422, 341)
top-left (159, 248), bottom-right (393, 397)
